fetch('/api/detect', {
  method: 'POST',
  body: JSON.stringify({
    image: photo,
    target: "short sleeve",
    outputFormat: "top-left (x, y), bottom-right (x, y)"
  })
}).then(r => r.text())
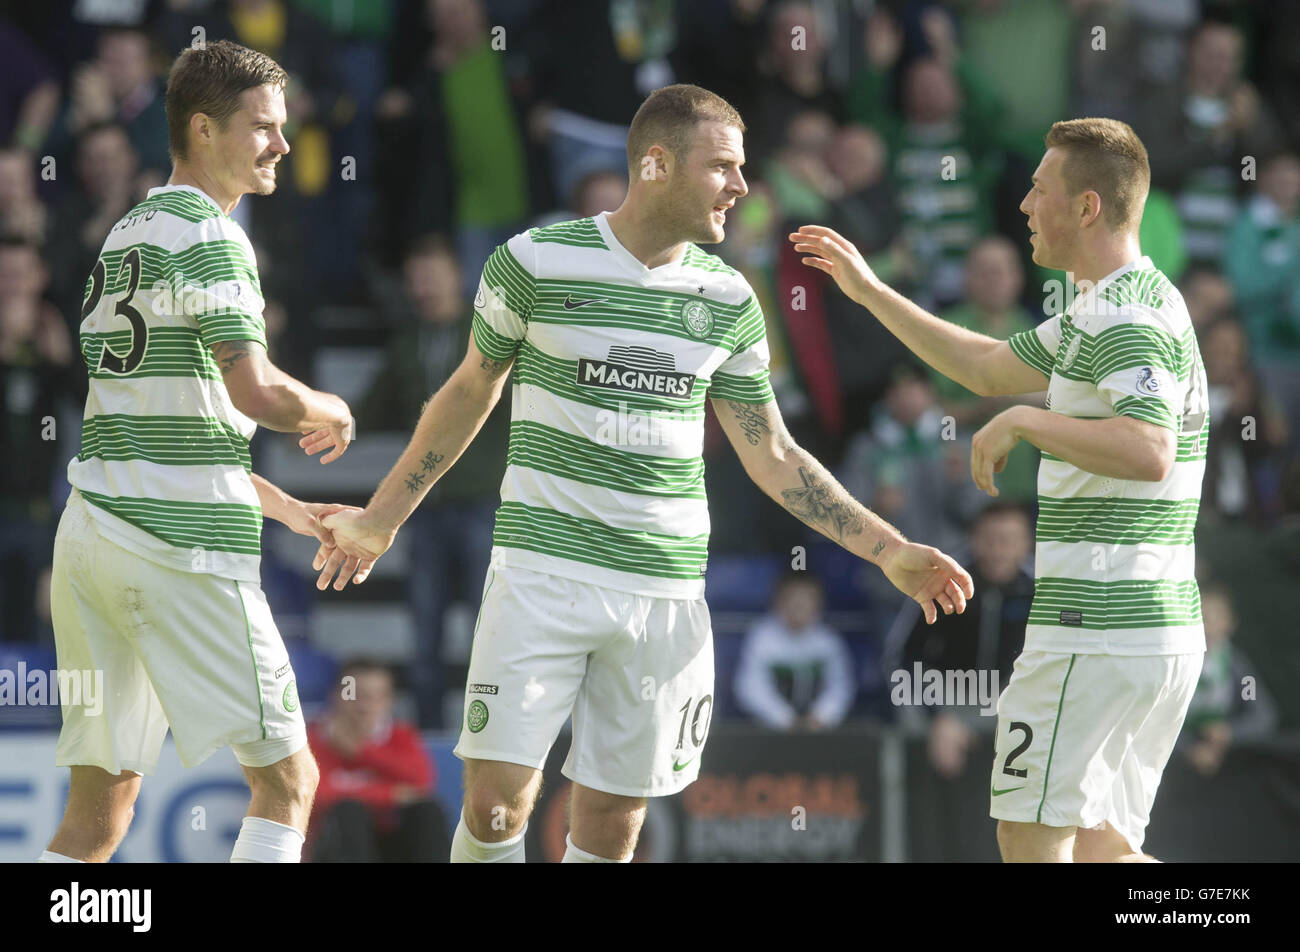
top-left (177, 220), bottom-right (267, 349)
top-left (1007, 314), bottom-right (1061, 379)
top-left (709, 293), bottom-right (775, 404)
top-left (472, 233), bottom-right (534, 362)
top-left (1090, 314), bottom-right (1182, 431)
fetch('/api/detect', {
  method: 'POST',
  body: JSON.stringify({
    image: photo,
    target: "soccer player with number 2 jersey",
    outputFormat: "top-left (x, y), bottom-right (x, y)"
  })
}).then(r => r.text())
top-left (793, 117), bottom-right (1209, 862)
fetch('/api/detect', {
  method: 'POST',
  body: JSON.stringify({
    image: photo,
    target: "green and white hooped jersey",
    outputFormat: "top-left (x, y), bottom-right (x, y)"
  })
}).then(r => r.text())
top-left (1007, 256), bottom-right (1208, 655)
top-left (67, 185), bottom-right (266, 583)
top-left (473, 212), bottom-right (774, 599)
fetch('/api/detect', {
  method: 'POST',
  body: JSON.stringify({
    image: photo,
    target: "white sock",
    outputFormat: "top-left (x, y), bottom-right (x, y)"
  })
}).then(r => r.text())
top-left (449, 811), bottom-right (527, 863)
top-left (230, 816), bottom-right (305, 863)
top-left (37, 850), bottom-right (85, 863)
top-left (562, 833), bottom-right (631, 863)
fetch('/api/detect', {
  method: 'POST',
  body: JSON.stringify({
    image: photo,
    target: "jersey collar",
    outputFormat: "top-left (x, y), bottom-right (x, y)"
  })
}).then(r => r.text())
top-left (147, 183), bottom-right (226, 217)
top-left (594, 211), bottom-right (688, 277)
top-left (1065, 255), bottom-right (1154, 325)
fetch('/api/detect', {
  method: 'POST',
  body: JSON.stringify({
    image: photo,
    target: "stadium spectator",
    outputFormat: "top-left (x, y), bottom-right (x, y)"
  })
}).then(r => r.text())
top-left (1136, 18), bottom-right (1285, 268)
top-left (0, 146), bottom-right (49, 246)
top-left (764, 109), bottom-right (839, 222)
top-left (45, 122), bottom-right (141, 327)
top-left (886, 502), bottom-right (1033, 779)
top-left (527, 0), bottom-right (681, 207)
top-left (823, 123), bottom-right (903, 271)
top-left (933, 236), bottom-right (1043, 503)
top-left (382, 0), bottom-right (530, 296)
top-left (1201, 318), bottom-right (1289, 523)
top-left (748, 1), bottom-right (842, 166)
top-left (815, 122), bottom-right (914, 433)
top-left (306, 659), bottom-right (449, 862)
top-left (734, 571), bottom-right (855, 731)
top-left (358, 236), bottom-right (508, 728)
top-left (955, 0), bottom-right (1071, 162)
top-left (0, 237), bottom-right (74, 643)
top-left (570, 168), bottom-right (628, 219)
top-left (1177, 583), bottom-right (1278, 777)
top-left (1223, 151), bottom-right (1300, 447)
top-left (1178, 264), bottom-right (1235, 333)
top-left (849, 49), bottom-right (1003, 308)
top-left (51, 27), bottom-right (170, 178)
top-left (531, 167), bottom-right (628, 230)
top-left (840, 362), bottom-right (985, 572)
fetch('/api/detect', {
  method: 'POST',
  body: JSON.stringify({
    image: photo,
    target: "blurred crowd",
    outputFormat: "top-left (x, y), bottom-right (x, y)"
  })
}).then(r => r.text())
top-left (2, 1), bottom-right (1297, 759)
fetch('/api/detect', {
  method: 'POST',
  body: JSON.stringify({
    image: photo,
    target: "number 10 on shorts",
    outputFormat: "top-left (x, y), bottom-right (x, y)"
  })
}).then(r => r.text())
top-left (674, 694), bottom-right (713, 768)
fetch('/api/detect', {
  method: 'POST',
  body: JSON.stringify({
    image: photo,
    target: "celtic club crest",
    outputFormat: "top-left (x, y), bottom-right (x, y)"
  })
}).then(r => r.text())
top-left (681, 300), bottom-right (714, 340)
top-left (1060, 332), bottom-right (1082, 372)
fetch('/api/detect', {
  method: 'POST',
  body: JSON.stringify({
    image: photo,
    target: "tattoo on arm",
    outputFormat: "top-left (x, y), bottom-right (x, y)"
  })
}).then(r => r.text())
top-left (726, 401), bottom-right (770, 446)
top-left (480, 355), bottom-right (507, 374)
top-left (780, 465), bottom-right (866, 543)
top-left (212, 339), bottom-right (255, 375)
top-left (404, 451), bottom-right (445, 494)
top-left (872, 539), bottom-right (886, 558)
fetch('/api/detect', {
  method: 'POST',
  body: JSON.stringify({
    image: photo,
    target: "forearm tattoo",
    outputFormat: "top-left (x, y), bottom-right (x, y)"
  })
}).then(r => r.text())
top-left (780, 465), bottom-right (866, 543)
top-left (727, 400), bottom-right (770, 445)
top-left (404, 451), bottom-right (445, 494)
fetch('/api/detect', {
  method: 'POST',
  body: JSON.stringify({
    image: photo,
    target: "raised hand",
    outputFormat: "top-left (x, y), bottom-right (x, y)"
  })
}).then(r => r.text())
top-left (788, 225), bottom-right (880, 306)
top-left (878, 541), bottom-right (974, 625)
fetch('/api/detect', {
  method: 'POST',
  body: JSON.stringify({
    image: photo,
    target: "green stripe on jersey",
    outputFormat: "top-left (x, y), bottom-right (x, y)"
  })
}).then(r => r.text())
top-left (1036, 497), bottom-right (1200, 545)
top-left (82, 326), bottom-right (221, 380)
top-left (1029, 578), bottom-right (1202, 630)
top-left (79, 414), bottom-right (252, 471)
top-left (508, 420), bottom-right (705, 498)
top-left (79, 488), bottom-right (262, 555)
top-left (472, 312), bottom-right (520, 361)
top-left (529, 218), bottom-right (608, 249)
top-left (492, 501), bottom-right (708, 579)
top-left (1008, 327), bottom-right (1055, 378)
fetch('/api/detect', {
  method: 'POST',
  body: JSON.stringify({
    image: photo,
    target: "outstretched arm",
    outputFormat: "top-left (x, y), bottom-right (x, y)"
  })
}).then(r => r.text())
top-left (789, 225), bottom-right (1049, 397)
top-left (711, 397), bottom-right (973, 623)
top-left (313, 337), bottom-right (513, 590)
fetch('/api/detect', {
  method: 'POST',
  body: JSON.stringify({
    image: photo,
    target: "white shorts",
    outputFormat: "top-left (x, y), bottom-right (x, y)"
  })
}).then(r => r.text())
top-left (50, 489), bottom-right (307, 775)
top-left (453, 556), bottom-right (714, 798)
top-left (989, 649), bottom-right (1203, 852)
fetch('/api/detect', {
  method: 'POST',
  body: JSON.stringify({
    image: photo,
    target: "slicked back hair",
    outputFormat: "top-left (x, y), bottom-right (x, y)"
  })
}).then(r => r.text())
top-left (165, 39), bottom-right (288, 164)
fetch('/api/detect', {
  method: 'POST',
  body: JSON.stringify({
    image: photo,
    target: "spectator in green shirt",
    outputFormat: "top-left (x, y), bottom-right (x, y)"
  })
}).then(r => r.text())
top-left (1223, 151), bottom-right (1300, 448)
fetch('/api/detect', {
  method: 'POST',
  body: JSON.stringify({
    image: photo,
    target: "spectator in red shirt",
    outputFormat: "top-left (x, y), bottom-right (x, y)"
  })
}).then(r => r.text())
top-left (306, 658), bottom-right (451, 862)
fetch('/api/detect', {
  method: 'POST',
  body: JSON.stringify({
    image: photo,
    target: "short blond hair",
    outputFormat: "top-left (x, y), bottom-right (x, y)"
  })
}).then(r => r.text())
top-left (625, 84), bottom-right (745, 178)
top-left (1044, 117), bottom-right (1150, 231)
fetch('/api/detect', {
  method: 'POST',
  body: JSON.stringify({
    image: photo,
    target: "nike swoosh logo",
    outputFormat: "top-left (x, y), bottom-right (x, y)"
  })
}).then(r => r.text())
top-left (563, 294), bottom-right (606, 310)
top-left (672, 757), bottom-right (695, 772)
top-left (991, 786), bottom-right (1025, 797)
